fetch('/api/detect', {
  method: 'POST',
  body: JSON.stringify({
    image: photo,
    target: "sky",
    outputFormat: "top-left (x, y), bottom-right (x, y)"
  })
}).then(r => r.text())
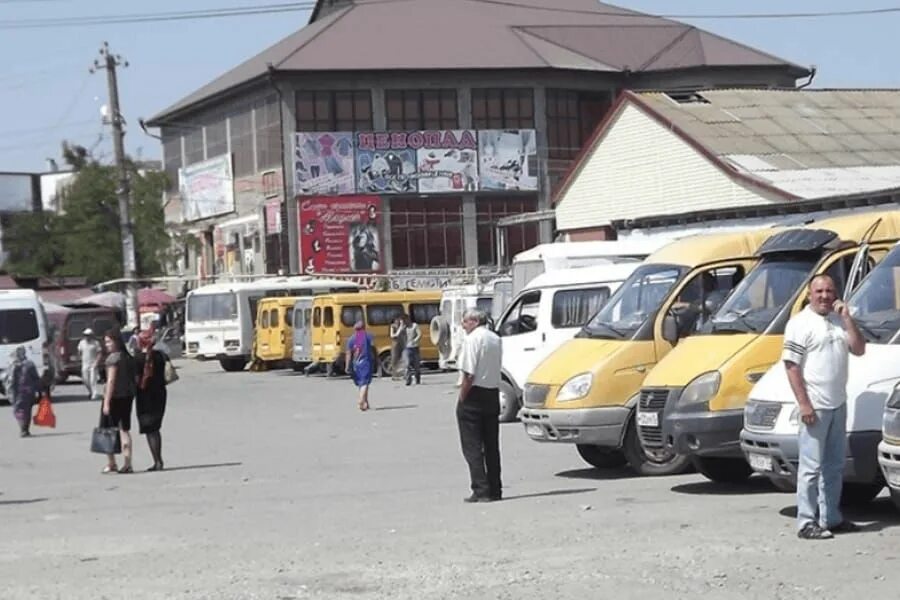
top-left (1, 0), bottom-right (898, 172)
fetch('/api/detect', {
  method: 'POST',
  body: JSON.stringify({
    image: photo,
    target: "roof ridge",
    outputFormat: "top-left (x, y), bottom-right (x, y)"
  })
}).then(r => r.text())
top-left (274, 4), bottom-right (355, 70)
top-left (508, 28), bottom-right (553, 68)
top-left (696, 27), bottom-right (806, 73)
top-left (511, 26), bottom-right (615, 69)
top-left (636, 25), bottom-right (695, 71)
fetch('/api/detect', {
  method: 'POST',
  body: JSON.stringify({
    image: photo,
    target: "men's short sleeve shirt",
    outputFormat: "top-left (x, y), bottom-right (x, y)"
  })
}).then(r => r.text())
top-left (458, 326), bottom-right (502, 389)
top-left (782, 306), bottom-right (850, 410)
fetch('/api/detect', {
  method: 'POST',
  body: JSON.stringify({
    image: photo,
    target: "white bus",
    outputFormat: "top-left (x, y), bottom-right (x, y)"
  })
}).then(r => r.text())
top-left (185, 276), bottom-right (362, 372)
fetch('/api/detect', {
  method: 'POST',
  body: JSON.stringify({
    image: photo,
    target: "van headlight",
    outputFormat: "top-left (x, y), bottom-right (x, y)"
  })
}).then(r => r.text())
top-left (888, 385), bottom-right (900, 410)
top-left (676, 371), bottom-right (720, 411)
top-left (557, 373), bottom-right (593, 402)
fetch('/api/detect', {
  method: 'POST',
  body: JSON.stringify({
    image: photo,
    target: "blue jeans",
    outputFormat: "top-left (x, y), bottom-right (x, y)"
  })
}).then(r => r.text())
top-left (797, 403), bottom-right (847, 530)
top-left (405, 347), bottom-right (421, 384)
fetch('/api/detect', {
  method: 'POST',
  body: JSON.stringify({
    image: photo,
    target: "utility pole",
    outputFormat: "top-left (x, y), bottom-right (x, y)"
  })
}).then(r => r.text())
top-left (91, 42), bottom-right (138, 330)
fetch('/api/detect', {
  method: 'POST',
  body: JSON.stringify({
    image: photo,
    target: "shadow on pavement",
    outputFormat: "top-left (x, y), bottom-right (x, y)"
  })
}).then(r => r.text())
top-left (0, 498), bottom-right (48, 506)
top-left (30, 432), bottom-right (83, 438)
top-left (139, 462), bottom-right (243, 474)
top-left (778, 497), bottom-right (900, 532)
top-left (555, 467), bottom-right (639, 481)
top-left (671, 476), bottom-right (777, 496)
top-left (372, 405), bottom-right (418, 412)
top-left (50, 392), bottom-right (99, 405)
top-left (502, 487), bottom-right (596, 501)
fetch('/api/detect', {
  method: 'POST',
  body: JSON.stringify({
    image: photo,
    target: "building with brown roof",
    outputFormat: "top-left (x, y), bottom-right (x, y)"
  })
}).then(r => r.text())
top-left (147, 0), bottom-right (809, 279)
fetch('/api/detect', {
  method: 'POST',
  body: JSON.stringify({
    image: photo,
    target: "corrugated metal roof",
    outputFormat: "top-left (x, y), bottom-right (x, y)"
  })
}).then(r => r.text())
top-left (149, 0), bottom-right (806, 122)
top-left (637, 89), bottom-right (900, 199)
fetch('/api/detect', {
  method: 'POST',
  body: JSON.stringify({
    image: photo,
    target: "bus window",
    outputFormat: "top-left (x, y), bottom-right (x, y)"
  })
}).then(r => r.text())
top-left (367, 304), bottom-right (404, 326)
top-left (341, 306), bottom-right (364, 327)
top-left (313, 307), bottom-right (322, 327)
top-left (271, 309), bottom-right (280, 328)
top-left (260, 310), bottom-right (270, 329)
top-left (304, 308), bottom-right (311, 327)
top-left (324, 307), bottom-right (334, 327)
top-left (410, 303), bottom-right (440, 325)
top-left (285, 309), bottom-right (293, 328)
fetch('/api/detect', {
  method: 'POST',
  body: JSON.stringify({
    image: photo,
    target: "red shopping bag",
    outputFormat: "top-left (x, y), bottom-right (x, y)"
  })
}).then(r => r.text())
top-left (33, 394), bottom-right (56, 428)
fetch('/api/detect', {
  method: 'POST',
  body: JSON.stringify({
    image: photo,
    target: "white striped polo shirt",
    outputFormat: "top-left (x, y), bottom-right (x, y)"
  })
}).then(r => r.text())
top-left (782, 305), bottom-right (850, 410)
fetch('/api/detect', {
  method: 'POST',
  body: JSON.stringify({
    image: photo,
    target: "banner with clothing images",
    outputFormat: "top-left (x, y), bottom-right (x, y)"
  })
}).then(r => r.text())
top-left (415, 130), bottom-right (478, 193)
top-left (478, 129), bottom-right (538, 191)
top-left (299, 195), bottom-right (383, 274)
top-left (179, 154), bottom-right (235, 221)
top-left (294, 132), bottom-right (355, 195)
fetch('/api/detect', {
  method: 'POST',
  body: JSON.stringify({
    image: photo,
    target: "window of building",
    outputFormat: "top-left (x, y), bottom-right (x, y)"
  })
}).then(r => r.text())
top-left (391, 197), bottom-right (463, 268)
top-left (295, 90), bottom-right (372, 132)
top-left (162, 132), bottom-right (182, 192)
top-left (255, 96), bottom-right (282, 170)
top-left (205, 119), bottom-right (228, 159)
top-left (471, 89), bottom-right (534, 129)
top-left (385, 89), bottom-right (458, 130)
top-left (184, 127), bottom-right (204, 166)
top-left (476, 196), bottom-right (539, 266)
top-left (545, 89), bottom-right (611, 189)
top-left (229, 109), bottom-right (254, 177)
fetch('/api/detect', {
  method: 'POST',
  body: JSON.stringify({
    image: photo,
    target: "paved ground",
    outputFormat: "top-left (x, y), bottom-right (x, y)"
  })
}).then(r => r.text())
top-left (1, 360), bottom-right (899, 599)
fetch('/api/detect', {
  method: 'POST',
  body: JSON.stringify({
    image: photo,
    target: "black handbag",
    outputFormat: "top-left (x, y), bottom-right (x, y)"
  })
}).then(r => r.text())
top-left (91, 416), bottom-right (121, 455)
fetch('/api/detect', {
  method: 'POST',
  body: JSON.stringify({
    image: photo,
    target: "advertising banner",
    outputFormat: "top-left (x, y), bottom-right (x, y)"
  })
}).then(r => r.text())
top-left (478, 129), bottom-right (538, 191)
top-left (299, 195), bottom-right (383, 274)
top-left (179, 154), bottom-right (235, 221)
top-left (293, 132), bottom-right (355, 195)
top-left (415, 130), bottom-right (478, 193)
top-left (264, 199), bottom-right (282, 235)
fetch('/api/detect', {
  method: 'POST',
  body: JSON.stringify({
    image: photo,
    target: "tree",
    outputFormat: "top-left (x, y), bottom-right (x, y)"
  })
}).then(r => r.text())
top-left (4, 144), bottom-right (170, 283)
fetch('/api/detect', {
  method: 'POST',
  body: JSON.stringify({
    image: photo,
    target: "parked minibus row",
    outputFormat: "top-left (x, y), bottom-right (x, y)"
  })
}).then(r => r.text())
top-left (505, 210), bottom-right (900, 511)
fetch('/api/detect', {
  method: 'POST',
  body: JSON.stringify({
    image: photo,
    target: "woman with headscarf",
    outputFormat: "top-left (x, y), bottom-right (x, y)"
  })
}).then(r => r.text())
top-left (345, 320), bottom-right (375, 411)
top-left (101, 328), bottom-right (137, 474)
top-left (135, 329), bottom-right (168, 471)
top-left (6, 346), bottom-right (39, 437)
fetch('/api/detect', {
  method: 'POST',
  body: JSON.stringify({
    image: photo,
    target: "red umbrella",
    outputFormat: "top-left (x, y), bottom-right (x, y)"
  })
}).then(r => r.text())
top-left (138, 288), bottom-right (176, 308)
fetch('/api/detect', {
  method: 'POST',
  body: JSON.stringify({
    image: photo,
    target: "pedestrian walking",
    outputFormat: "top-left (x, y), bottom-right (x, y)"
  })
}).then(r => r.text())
top-left (346, 320), bottom-right (376, 412)
top-left (77, 328), bottom-right (102, 400)
top-left (100, 328), bottom-right (137, 474)
top-left (135, 330), bottom-right (168, 471)
top-left (456, 308), bottom-right (503, 503)
top-left (404, 314), bottom-right (422, 386)
top-left (784, 274), bottom-right (865, 540)
top-left (389, 316), bottom-right (406, 380)
top-left (5, 347), bottom-right (40, 438)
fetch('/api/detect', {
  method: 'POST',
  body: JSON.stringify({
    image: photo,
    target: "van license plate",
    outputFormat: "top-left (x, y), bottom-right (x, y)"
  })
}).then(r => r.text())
top-left (637, 411), bottom-right (658, 427)
top-left (748, 453), bottom-right (772, 472)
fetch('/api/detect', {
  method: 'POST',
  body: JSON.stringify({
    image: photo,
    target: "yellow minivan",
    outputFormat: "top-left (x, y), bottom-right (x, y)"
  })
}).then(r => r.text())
top-left (309, 291), bottom-right (441, 376)
top-left (519, 230), bottom-right (777, 475)
top-left (640, 210), bottom-right (900, 483)
top-left (253, 296), bottom-right (300, 366)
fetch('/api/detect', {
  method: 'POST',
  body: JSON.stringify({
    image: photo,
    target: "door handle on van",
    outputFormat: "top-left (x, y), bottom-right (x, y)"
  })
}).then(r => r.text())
top-left (524, 347), bottom-right (536, 352)
top-left (635, 366), bottom-right (647, 373)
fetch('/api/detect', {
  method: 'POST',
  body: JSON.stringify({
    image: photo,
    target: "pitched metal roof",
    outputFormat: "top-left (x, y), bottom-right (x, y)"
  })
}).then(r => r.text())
top-left (149, 0), bottom-right (807, 123)
top-left (634, 89), bottom-right (900, 199)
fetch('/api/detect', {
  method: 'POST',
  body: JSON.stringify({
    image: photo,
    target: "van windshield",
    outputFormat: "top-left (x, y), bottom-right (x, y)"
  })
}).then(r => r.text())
top-left (0, 309), bottom-right (40, 344)
top-left (582, 264), bottom-right (685, 340)
top-left (708, 256), bottom-right (818, 334)
top-left (850, 249), bottom-right (900, 343)
top-left (187, 293), bottom-right (238, 322)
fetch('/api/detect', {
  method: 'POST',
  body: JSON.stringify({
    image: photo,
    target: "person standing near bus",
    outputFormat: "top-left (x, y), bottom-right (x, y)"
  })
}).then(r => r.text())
top-left (389, 316), bottom-right (406, 381)
top-left (404, 314), bottom-right (422, 386)
top-left (77, 328), bottom-right (102, 400)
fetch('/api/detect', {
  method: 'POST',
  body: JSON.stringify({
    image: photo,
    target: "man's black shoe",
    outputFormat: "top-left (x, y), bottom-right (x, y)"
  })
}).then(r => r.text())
top-left (797, 523), bottom-right (833, 540)
top-left (463, 494), bottom-right (493, 503)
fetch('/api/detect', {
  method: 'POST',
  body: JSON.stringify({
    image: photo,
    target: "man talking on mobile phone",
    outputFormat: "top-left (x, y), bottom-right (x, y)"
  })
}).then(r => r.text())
top-left (783, 274), bottom-right (866, 540)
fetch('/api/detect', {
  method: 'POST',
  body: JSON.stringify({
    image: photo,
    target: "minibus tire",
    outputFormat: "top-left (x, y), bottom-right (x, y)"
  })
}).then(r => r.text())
top-left (623, 419), bottom-right (693, 476)
top-left (692, 456), bottom-right (753, 483)
top-left (577, 444), bottom-right (627, 469)
top-left (219, 358), bottom-right (247, 372)
top-left (378, 351), bottom-right (392, 377)
top-left (840, 482), bottom-right (884, 506)
top-left (498, 380), bottom-right (519, 423)
top-left (890, 488), bottom-right (900, 511)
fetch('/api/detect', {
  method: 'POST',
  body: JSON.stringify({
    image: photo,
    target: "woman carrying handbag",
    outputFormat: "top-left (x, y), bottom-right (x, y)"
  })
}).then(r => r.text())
top-left (99, 328), bottom-right (137, 474)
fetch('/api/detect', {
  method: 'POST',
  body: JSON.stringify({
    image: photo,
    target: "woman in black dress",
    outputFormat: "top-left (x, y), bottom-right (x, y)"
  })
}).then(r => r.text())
top-left (135, 330), bottom-right (168, 471)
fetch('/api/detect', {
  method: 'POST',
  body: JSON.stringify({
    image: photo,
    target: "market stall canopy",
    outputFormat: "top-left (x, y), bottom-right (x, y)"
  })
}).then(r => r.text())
top-left (66, 291), bottom-right (125, 310)
top-left (138, 288), bottom-right (176, 308)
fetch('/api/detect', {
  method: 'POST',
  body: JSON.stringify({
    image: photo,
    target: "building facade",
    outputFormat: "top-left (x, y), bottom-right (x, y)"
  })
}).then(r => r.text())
top-left (147, 0), bottom-right (807, 280)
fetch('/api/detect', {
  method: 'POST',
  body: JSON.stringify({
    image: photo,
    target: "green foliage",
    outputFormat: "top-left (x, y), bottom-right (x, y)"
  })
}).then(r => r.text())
top-left (4, 144), bottom-right (170, 283)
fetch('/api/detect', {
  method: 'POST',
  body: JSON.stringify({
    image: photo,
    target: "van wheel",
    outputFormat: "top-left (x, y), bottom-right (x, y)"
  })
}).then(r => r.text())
top-left (890, 488), bottom-right (900, 511)
top-left (576, 444), bottom-right (627, 469)
top-left (219, 358), bottom-right (247, 372)
top-left (498, 380), bottom-right (519, 423)
top-left (840, 482), bottom-right (884, 506)
top-left (291, 361), bottom-right (306, 372)
top-left (622, 418), bottom-right (693, 476)
top-left (692, 457), bottom-right (753, 483)
top-left (379, 351), bottom-right (393, 377)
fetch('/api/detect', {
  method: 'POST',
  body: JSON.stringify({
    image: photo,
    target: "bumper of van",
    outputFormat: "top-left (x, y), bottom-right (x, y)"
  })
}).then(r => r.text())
top-left (663, 409), bottom-right (745, 458)
top-left (518, 406), bottom-right (631, 447)
top-left (878, 441), bottom-right (900, 490)
top-left (744, 430), bottom-right (883, 485)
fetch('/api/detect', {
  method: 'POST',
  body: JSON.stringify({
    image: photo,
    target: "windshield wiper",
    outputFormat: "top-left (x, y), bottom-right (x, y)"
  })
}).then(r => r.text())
top-left (710, 310), bottom-right (759, 334)
top-left (585, 322), bottom-right (626, 339)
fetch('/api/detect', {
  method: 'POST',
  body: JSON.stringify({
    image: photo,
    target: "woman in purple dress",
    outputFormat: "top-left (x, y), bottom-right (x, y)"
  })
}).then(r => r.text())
top-left (345, 321), bottom-right (375, 411)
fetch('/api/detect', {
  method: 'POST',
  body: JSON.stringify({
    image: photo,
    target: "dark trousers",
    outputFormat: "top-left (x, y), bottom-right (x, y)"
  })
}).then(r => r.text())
top-left (456, 386), bottom-right (502, 498)
top-left (405, 347), bottom-right (421, 384)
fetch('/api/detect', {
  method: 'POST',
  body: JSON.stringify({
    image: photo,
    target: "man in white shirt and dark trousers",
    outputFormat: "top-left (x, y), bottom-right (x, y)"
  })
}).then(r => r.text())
top-left (783, 274), bottom-right (865, 540)
top-left (404, 314), bottom-right (422, 386)
top-left (456, 308), bottom-right (503, 503)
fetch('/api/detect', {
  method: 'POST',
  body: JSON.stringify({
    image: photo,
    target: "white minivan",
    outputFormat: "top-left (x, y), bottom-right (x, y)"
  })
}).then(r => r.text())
top-left (0, 289), bottom-right (50, 396)
top-left (432, 282), bottom-right (498, 370)
top-left (496, 263), bottom-right (640, 422)
top-left (743, 242), bottom-right (900, 504)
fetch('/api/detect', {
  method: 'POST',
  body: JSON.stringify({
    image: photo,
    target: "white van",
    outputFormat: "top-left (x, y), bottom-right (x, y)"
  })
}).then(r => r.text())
top-left (432, 282), bottom-right (498, 370)
top-left (743, 242), bottom-right (900, 504)
top-left (496, 263), bottom-right (640, 422)
top-left (0, 289), bottom-right (50, 396)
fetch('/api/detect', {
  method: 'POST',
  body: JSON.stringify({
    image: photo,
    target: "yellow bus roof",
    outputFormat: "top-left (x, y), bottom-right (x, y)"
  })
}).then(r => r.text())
top-left (257, 296), bottom-right (301, 307)
top-left (814, 209), bottom-right (900, 243)
top-left (313, 290), bottom-right (442, 305)
top-left (647, 229), bottom-right (776, 267)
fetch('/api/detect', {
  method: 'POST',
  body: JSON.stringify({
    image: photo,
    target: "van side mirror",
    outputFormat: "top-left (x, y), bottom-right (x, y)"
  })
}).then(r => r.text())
top-left (486, 317), bottom-right (496, 332)
top-left (662, 312), bottom-right (679, 345)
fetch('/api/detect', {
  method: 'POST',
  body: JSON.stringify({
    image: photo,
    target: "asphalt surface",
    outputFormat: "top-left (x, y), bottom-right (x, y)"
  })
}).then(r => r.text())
top-left (2, 360), bottom-right (899, 599)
